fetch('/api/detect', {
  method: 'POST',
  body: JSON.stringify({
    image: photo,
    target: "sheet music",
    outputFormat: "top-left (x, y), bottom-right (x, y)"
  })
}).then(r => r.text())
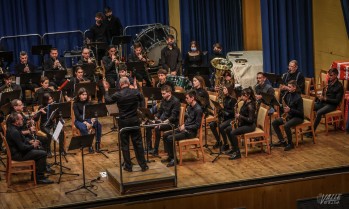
top-left (52, 121), bottom-right (63, 143)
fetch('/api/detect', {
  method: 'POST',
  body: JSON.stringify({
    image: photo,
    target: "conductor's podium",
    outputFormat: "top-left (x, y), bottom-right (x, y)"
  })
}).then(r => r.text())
top-left (107, 161), bottom-right (176, 194)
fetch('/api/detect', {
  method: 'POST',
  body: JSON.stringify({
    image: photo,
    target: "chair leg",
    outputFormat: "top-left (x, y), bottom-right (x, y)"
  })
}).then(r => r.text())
top-left (312, 126), bottom-right (316, 144)
top-left (266, 136), bottom-right (271, 154)
top-left (295, 128), bottom-right (299, 147)
top-left (325, 117), bottom-right (329, 135)
top-left (201, 146), bottom-right (205, 163)
top-left (245, 138), bottom-right (248, 157)
top-left (179, 146), bottom-right (183, 166)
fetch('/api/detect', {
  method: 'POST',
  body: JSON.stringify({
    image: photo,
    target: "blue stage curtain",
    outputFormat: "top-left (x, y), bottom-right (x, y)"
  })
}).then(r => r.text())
top-left (180, 0), bottom-right (243, 58)
top-left (0, 0), bottom-right (168, 70)
top-left (341, 0), bottom-right (349, 39)
top-left (260, 0), bottom-right (314, 77)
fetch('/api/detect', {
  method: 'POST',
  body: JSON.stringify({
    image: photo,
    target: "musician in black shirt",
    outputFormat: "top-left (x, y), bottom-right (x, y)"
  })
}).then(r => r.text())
top-left (103, 7), bottom-right (123, 43)
top-left (156, 68), bottom-right (174, 90)
top-left (6, 112), bottom-right (53, 184)
top-left (280, 60), bottom-right (305, 96)
top-left (272, 80), bottom-right (304, 151)
top-left (128, 42), bottom-right (152, 87)
top-left (34, 76), bottom-right (54, 103)
top-left (192, 75), bottom-right (209, 111)
top-left (102, 45), bottom-right (120, 88)
top-left (146, 85), bottom-right (180, 156)
top-left (161, 34), bottom-right (182, 75)
top-left (43, 48), bottom-right (66, 87)
top-left (14, 51), bottom-right (37, 75)
top-left (162, 90), bottom-right (203, 167)
top-left (103, 77), bottom-right (148, 172)
top-left (0, 72), bottom-right (22, 93)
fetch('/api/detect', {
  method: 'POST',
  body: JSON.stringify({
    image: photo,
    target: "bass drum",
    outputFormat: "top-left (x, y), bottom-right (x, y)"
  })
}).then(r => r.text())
top-left (134, 25), bottom-right (170, 66)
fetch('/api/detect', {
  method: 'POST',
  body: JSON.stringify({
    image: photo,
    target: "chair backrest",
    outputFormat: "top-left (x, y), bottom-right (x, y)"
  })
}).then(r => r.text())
top-left (0, 133), bottom-right (11, 163)
top-left (197, 114), bottom-right (205, 142)
top-left (179, 104), bottom-right (186, 125)
top-left (319, 70), bottom-right (328, 87)
top-left (304, 77), bottom-right (312, 96)
top-left (237, 99), bottom-right (244, 113)
top-left (1, 121), bottom-right (7, 137)
top-left (256, 104), bottom-right (268, 130)
top-left (208, 91), bottom-right (218, 116)
top-left (301, 95), bottom-right (315, 121)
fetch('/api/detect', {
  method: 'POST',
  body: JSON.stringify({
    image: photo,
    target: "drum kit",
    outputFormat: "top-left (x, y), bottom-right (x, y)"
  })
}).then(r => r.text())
top-left (167, 75), bottom-right (192, 90)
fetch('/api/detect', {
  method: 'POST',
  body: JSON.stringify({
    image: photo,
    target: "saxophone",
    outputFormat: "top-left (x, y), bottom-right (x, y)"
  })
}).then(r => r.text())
top-left (281, 92), bottom-right (289, 123)
top-left (231, 99), bottom-right (242, 129)
top-left (3, 83), bottom-right (13, 93)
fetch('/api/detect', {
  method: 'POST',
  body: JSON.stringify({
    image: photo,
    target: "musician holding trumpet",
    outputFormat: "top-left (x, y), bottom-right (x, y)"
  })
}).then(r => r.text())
top-left (102, 45), bottom-right (120, 88)
top-left (44, 48), bottom-right (66, 87)
top-left (272, 80), bottom-right (304, 151)
top-left (128, 42), bottom-right (152, 87)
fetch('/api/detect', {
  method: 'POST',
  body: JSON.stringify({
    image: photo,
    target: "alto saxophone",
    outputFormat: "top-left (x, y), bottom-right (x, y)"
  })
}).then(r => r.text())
top-left (281, 92), bottom-right (289, 123)
top-left (231, 99), bottom-right (242, 129)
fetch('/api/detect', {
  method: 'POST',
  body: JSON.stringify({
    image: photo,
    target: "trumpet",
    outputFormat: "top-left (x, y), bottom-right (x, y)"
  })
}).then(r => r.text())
top-left (54, 58), bottom-right (64, 70)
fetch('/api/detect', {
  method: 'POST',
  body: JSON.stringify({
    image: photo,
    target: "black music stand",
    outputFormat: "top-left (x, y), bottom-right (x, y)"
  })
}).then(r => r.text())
top-left (126, 61), bottom-right (146, 79)
top-left (0, 51), bottom-right (14, 70)
top-left (142, 87), bottom-right (162, 111)
top-left (84, 103), bottom-right (109, 158)
top-left (80, 63), bottom-right (96, 81)
top-left (264, 73), bottom-right (284, 87)
top-left (86, 42), bottom-right (107, 62)
top-left (111, 35), bottom-right (132, 46)
top-left (0, 90), bottom-right (21, 106)
top-left (31, 45), bottom-right (52, 67)
top-left (74, 82), bottom-right (97, 97)
top-left (65, 134), bottom-right (96, 196)
top-left (19, 72), bottom-right (41, 86)
top-left (260, 92), bottom-right (281, 148)
top-left (209, 99), bottom-right (225, 162)
top-left (138, 108), bottom-right (158, 162)
top-left (43, 70), bottom-right (67, 84)
top-left (36, 91), bottom-right (62, 105)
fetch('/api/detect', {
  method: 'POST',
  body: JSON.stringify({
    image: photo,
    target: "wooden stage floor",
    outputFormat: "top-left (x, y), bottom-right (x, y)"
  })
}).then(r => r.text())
top-left (0, 117), bottom-right (349, 209)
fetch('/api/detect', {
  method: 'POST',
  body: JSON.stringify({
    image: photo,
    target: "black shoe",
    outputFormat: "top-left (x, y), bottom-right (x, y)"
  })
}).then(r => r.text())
top-left (284, 144), bottom-right (294, 151)
top-left (229, 151), bottom-right (241, 160)
top-left (221, 144), bottom-right (229, 151)
top-left (225, 149), bottom-right (234, 155)
top-left (161, 157), bottom-right (171, 163)
top-left (37, 178), bottom-right (54, 184)
top-left (88, 147), bottom-right (94, 154)
top-left (213, 141), bottom-right (222, 149)
top-left (45, 166), bottom-right (55, 174)
top-left (95, 143), bottom-right (100, 152)
top-left (274, 140), bottom-right (287, 147)
top-left (141, 165), bottom-right (149, 172)
top-left (166, 159), bottom-right (178, 167)
top-left (123, 166), bottom-right (132, 172)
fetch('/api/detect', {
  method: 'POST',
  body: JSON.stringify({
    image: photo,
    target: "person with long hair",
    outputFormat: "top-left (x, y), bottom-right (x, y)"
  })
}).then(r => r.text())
top-left (73, 88), bottom-right (102, 153)
top-left (192, 75), bottom-right (209, 111)
top-left (34, 76), bottom-right (54, 103)
top-left (184, 41), bottom-right (203, 71)
top-left (226, 87), bottom-right (257, 160)
top-left (209, 84), bottom-right (237, 151)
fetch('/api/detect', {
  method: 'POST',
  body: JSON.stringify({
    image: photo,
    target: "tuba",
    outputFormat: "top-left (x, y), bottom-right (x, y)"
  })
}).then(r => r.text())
top-left (211, 57), bottom-right (233, 103)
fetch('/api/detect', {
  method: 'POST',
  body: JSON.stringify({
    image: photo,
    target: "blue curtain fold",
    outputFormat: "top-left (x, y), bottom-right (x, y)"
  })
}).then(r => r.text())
top-left (0, 0), bottom-right (168, 69)
top-left (180, 0), bottom-right (243, 58)
top-left (260, 0), bottom-right (314, 77)
top-left (341, 0), bottom-right (349, 39)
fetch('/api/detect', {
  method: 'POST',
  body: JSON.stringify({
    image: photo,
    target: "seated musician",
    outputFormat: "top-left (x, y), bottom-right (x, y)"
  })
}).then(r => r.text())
top-left (162, 90), bottom-right (203, 167)
top-left (145, 85), bottom-right (180, 156)
top-left (77, 47), bottom-right (97, 81)
top-left (73, 87), bottom-right (102, 153)
top-left (34, 76), bottom-right (54, 103)
top-left (209, 84), bottom-right (237, 151)
top-left (64, 66), bottom-right (90, 101)
top-left (6, 112), bottom-right (54, 184)
top-left (254, 72), bottom-right (275, 108)
top-left (156, 68), bottom-right (175, 90)
top-left (225, 87), bottom-right (257, 159)
top-left (192, 75), bottom-right (210, 112)
top-left (115, 65), bottom-right (136, 90)
top-left (209, 70), bottom-right (234, 92)
top-left (0, 72), bottom-right (22, 93)
top-left (279, 60), bottom-right (305, 98)
top-left (128, 42), bottom-right (152, 87)
top-left (43, 48), bottom-right (66, 87)
top-left (272, 80), bottom-right (304, 151)
top-left (310, 68), bottom-right (344, 135)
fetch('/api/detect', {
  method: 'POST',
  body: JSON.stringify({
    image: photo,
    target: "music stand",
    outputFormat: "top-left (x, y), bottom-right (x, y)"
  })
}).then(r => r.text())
top-left (126, 61), bottom-right (146, 79)
top-left (209, 99), bottom-right (226, 162)
top-left (65, 134), bottom-right (96, 196)
top-left (138, 108), bottom-right (158, 163)
top-left (31, 45), bottom-right (52, 67)
top-left (0, 102), bottom-right (11, 116)
top-left (264, 73), bottom-right (284, 87)
top-left (111, 35), bottom-right (132, 59)
top-left (80, 63), bottom-right (96, 81)
top-left (43, 70), bottom-right (67, 84)
top-left (260, 92), bottom-right (280, 149)
top-left (86, 42), bottom-right (107, 62)
top-left (0, 90), bottom-right (21, 106)
top-left (0, 51), bottom-right (14, 64)
top-left (36, 91), bottom-right (62, 105)
top-left (47, 102), bottom-right (71, 118)
top-left (172, 92), bottom-right (186, 104)
top-left (74, 82), bottom-right (97, 97)
top-left (142, 87), bottom-right (162, 111)
top-left (18, 72), bottom-right (41, 86)
top-left (84, 103), bottom-right (109, 158)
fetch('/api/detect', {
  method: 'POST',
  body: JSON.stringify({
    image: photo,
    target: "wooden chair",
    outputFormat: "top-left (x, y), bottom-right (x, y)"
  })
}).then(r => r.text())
top-left (323, 89), bottom-right (346, 135)
top-left (178, 114), bottom-right (205, 165)
top-left (174, 86), bottom-right (185, 93)
top-left (204, 92), bottom-right (218, 143)
top-left (242, 104), bottom-right (270, 157)
top-left (0, 133), bottom-right (36, 187)
top-left (304, 77), bottom-right (312, 96)
top-left (293, 95), bottom-right (316, 147)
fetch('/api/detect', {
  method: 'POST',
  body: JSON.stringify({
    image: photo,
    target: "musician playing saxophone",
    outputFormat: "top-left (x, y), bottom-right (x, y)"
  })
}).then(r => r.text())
top-left (0, 72), bottom-right (21, 93)
top-left (310, 68), bottom-right (344, 136)
top-left (272, 80), bottom-right (304, 151)
top-left (209, 84), bottom-right (237, 151)
top-left (226, 87), bottom-right (256, 160)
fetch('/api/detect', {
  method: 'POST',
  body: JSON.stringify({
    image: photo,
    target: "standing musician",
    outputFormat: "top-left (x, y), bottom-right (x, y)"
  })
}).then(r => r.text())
top-left (73, 87), bottom-right (102, 153)
top-left (209, 84), bottom-right (237, 151)
top-left (0, 72), bottom-right (22, 93)
top-left (162, 90), bottom-right (203, 167)
top-left (192, 75), bottom-right (210, 112)
top-left (209, 43), bottom-right (225, 85)
top-left (6, 112), bottom-right (54, 184)
top-left (77, 47), bottom-right (97, 81)
top-left (43, 48), bottom-right (66, 87)
top-left (272, 80), bottom-right (304, 151)
top-left (226, 87), bottom-right (257, 160)
top-left (312, 68), bottom-right (344, 134)
top-left (102, 45), bottom-right (120, 88)
top-left (161, 34), bottom-right (182, 75)
top-left (184, 41), bottom-right (203, 71)
top-left (279, 60), bottom-right (305, 97)
top-left (88, 12), bottom-right (108, 62)
top-left (103, 6), bottom-right (123, 43)
top-left (14, 51), bottom-right (37, 75)
top-left (145, 85), bottom-right (180, 156)
top-left (156, 68), bottom-right (175, 90)
top-left (254, 72), bottom-right (275, 107)
top-left (103, 77), bottom-right (148, 172)
top-left (34, 76), bottom-right (54, 103)
top-left (128, 42), bottom-right (152, 87)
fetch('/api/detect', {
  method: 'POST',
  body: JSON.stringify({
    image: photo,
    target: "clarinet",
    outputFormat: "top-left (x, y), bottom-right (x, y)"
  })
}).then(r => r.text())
top-left (26, 110), bottom-right (42, 149)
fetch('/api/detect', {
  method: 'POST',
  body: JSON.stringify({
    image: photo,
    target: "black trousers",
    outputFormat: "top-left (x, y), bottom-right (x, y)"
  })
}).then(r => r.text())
top-left (272, 117), bottom-right (303, 144)
top-left (13, 149), bottom-right (47, 178)
top-left (145, 123), bottom-right (172, 152)
top-left (135, 70), bottom-right (152, 87)
top-left (228, 125), bottom-right (256, 151)
top-left (163, 129), bottom-right (197, 159)
top-left (209, 119), bottom-right (232, 145)
top-left (119, 117), bottom-right (147, 169)
top-left (314, 102), bottom-right (338, 131)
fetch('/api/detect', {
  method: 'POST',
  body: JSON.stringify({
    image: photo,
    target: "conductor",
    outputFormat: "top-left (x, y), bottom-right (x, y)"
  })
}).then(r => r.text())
top-left (103, 77), bottom-right (149, 172)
